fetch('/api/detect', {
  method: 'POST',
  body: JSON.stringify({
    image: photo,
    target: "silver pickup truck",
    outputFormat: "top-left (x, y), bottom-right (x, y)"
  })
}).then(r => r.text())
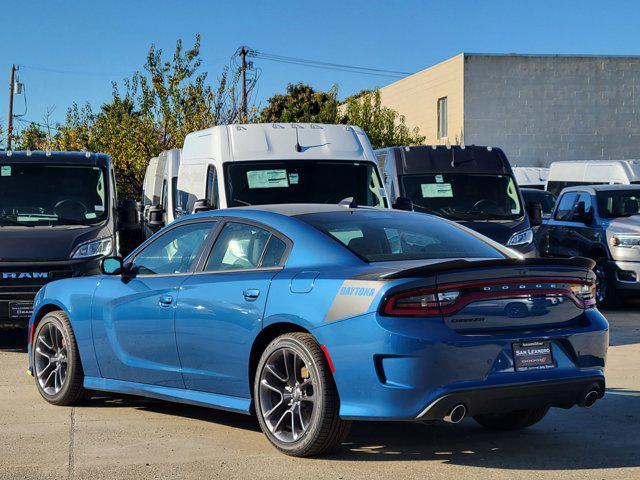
top-left (536, 184), bottom-right (640, 307)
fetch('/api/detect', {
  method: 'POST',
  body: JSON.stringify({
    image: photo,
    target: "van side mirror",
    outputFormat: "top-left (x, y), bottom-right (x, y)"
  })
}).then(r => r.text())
top-left (100, 256), bottom-right (124, 275)
top-left (117, 199), bottom-right (140, 231)
top-left (147, 204), bottom-right (165, 228)
top-left (193, 198), bottom-right (213, 213)
top-left (392, 196), bottom-right (413, 211)
top-left (527, 202), bottom-right (543, 227)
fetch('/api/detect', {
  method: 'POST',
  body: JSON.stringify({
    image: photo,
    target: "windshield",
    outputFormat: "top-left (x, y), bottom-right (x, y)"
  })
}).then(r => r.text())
top-left (400, 173), bottom-right (523, 220)
top-left (522, 190), bottom-right (557, 214)
top-left (0, 164), bottom-right (108, 226)
top-left (597, 190), bottom-right (640, 218)
top-left (224, 161), bottom-right (386, 208)
top-left (298, 210), bottom-right (509, 263)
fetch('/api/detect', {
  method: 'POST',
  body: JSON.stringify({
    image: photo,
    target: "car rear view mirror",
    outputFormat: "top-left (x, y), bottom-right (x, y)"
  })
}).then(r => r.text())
top-left (101, 256), bottom-right (124, 275)
top-left (193, 198), bottom-right (213, 213)
top-left (117, 199), bottom-right (140, 231)
top-left (147, 204), bottom-right (165, 228)
top-left (528, 202), bottom-right (543, 227)
top-left (393, 196), bottom-right (413, 211)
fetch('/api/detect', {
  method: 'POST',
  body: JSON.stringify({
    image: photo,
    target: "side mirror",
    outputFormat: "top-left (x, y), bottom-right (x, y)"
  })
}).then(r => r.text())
top-left (117, 199), bottom-right (140, 231)
top-left (528, 202), bottom-right (543, 227)
top-left (147, 204), bottom-right (165, 228)
top-left (392, 196), bottom-right (413, 211)
top-left (100, 256), bottom-right (124, 275)
top-left (193, 198), bottom-right (213, 213)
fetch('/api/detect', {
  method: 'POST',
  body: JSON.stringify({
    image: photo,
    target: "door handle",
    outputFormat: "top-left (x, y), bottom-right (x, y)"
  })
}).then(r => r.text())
top-left (243, 289), bottom-right (260, 302)
top-left (159, 295), bottom-right (174, 306)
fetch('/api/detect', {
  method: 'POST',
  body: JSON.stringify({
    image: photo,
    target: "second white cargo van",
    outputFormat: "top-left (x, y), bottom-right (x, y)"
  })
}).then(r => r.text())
top-left (546, 160), bottom-right (640, 195)
top-left (176, 123), bottom-right (388, 212)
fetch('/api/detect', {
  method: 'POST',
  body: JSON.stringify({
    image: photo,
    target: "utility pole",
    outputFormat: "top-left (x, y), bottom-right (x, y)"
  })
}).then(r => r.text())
top-left (7, 64), bottom-right (15, 149)
top-left (240, 47), bottom-right (247, 122)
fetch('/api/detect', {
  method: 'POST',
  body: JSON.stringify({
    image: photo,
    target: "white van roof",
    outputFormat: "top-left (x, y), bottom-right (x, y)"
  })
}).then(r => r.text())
top-left (513, 167), bottom-right (549, 186)
top-left (180, 123), bottom-right (375, 164)
top-left (548, 160), bottom-right (640, 183)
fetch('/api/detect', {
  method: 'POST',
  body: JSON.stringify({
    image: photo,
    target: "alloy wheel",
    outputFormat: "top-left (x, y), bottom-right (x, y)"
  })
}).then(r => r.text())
top-left (258, 347), bottom-right (315, 443)
top-left (34, 322), bottom-right (68, 396)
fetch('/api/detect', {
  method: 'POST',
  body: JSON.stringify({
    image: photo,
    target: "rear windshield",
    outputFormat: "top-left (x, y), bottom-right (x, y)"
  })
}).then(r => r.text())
top-left (224, 161), bottom-right (386, 208)
top-left (298, 210), bottom-right (509, 262)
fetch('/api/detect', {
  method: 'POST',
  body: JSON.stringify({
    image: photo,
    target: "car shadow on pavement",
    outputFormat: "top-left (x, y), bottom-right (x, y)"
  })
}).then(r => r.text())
top-left (0, 328), bottom-right (27, 352)
top-left (322, 390), bottom-right (640, 469)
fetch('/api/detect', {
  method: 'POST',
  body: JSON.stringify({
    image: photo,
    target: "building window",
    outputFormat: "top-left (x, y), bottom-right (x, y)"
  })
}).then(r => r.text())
top-left (437, 97), bottom-right (448, 139)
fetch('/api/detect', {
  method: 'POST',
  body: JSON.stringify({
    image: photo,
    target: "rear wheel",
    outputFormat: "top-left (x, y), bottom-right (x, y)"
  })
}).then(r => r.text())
top-left (254, 333), bottom-right (350, 457)
top-left (473, 407), bottom-right (549, 431)
top-left (32, 311), bottom-right (87, 406)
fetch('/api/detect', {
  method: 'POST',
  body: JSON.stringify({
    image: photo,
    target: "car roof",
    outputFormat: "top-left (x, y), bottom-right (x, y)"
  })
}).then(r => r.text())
top-left (559, 184), bottom-right (640, 194)
top-left (0, 150), bottom-right (110, 166)
top-left (215, 203), bottom-right (383, 217)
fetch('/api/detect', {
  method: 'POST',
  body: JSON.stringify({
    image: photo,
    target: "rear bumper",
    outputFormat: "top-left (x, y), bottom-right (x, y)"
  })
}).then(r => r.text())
top-left (416, 376), bottom-right (605, 420)
top-left (313, 308), bottom-right (608, 421)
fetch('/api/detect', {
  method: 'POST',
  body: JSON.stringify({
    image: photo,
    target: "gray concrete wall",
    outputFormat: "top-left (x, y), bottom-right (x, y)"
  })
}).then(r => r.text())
top-left (463, 54), bottom-right (640, 166)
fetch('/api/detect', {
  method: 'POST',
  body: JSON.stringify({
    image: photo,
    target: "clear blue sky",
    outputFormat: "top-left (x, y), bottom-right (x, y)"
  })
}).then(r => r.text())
top-left (1, 0), bottom-right (640, 127)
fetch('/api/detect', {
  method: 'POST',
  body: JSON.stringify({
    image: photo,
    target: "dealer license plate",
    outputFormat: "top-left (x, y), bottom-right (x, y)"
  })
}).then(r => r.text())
top-left (513, 340), bottom-right (555, 372)
top-left (9, 302), bottom-right (34, 319)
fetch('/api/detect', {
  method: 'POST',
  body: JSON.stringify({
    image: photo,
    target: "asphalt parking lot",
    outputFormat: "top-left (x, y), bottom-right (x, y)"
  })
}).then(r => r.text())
top-left (1, 306), bottom-right (639, 480)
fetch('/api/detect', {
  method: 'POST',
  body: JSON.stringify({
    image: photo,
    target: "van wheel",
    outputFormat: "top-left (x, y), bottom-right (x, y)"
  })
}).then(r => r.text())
top-left (594, 258), bottom-right (621, 309)
top-left (254, 333), bottom-right (351, 457)
top-left (32, 311), bottom-right (87, 406)
top-left (474, 407), bottom-right (549, 431)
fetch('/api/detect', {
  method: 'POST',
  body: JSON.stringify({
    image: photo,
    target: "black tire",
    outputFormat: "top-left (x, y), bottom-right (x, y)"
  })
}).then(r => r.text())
top-left (254, 333), bottom-right (351, 457)
top-left (32, 310), bottom-right (87, 406)
top-left (473, 407), bottom-right (549, 431)
top-left (594, 258), bottom-right (622, 309)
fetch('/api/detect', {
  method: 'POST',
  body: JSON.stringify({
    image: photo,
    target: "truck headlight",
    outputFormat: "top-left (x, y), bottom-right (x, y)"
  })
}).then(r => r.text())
top-left (610, 235), bottom-right (640, 248)
top-left (71, 238), bottom-right (113, 259)
top-left (507, 228), bottom-right (534, 247)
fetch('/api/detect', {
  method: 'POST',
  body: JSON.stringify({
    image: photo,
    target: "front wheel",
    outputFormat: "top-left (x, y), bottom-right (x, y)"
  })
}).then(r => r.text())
top-left (254, 333), bottom-right (351, 457)
top-left (32, 310), bottom-right (87, 406)
top-left (594, 258), bottom-right (622, 309)
top-left (473, 407), bottom-right (549, 431)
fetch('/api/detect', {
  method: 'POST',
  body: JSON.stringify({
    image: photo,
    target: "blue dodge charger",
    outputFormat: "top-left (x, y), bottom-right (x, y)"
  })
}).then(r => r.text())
top-left (27, 205), bottom-right (608, 456)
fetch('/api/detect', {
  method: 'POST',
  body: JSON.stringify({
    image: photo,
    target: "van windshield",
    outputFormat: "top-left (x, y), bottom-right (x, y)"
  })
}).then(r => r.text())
top-left (400, 173), bottom-right (523, 220)
top-left (596, 189), bottom-right (640, 218)
top-left (0, 164), bottom-right (107, 226)
top-left (224, 161), bottom-right (386, 208)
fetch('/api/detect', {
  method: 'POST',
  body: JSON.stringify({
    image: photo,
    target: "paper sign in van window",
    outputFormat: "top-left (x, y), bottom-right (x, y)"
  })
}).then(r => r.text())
top-left (435, 174), bottom-right (444, 183)
top-left (421, 183), bottom-right (453, 198)
top-left (1, 166), bottom-right (11, 176)
top-left (247, 169), bottom-right (289, 189)
top-left (288, 172), bottom-right (299, 184)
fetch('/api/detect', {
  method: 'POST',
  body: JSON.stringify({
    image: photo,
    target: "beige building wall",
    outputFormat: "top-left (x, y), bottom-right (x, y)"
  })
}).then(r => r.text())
top-left (378, 54), bottom-right (464, 145)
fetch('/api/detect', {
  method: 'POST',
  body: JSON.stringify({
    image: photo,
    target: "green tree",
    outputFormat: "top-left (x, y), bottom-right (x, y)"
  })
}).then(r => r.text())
top-left (258, 84), bottom-right (423, 149)
top-left (259, 82), bottom-right (339, 124)
top-left (339, 90), bottom-right (424, 149)
top-left (15, 123), bottom-right (49, 150)
top-left (51, 35), bottom-right (252, 200)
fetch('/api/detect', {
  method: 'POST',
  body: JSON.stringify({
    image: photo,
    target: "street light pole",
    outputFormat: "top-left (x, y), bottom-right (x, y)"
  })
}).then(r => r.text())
top-left (7, 64), bottom-right (15, 149)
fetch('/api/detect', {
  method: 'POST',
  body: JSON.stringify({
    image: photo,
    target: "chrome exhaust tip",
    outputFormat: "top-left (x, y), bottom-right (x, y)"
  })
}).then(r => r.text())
top-left (580, 389), bottom-right (600, 408)
top-left (443, 403), bottom-right (467, 424)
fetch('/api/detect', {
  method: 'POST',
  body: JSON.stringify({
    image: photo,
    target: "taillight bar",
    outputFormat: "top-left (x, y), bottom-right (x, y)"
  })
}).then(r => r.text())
top-left (381, 278), bottom-right (595, 317)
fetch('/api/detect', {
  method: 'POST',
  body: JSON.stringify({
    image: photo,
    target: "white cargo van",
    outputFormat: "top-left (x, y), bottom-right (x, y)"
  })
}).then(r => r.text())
top-left (546, 160), bottom-right (640, 195)
top-left (513, 166), bottom-right (549, 189)
top-left (141, 149), bottom-right (181, 236)
top-left (176, 123), bottom-right (388, 212)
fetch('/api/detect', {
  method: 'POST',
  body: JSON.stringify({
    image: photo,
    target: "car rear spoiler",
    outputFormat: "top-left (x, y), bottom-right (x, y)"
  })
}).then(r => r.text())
top-left (380, 257), bottom-right (595, 279)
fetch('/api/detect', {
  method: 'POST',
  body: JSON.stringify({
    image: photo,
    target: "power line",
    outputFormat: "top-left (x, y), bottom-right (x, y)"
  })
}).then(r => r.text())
top-left (250, 50), bottom-right (411, 78)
